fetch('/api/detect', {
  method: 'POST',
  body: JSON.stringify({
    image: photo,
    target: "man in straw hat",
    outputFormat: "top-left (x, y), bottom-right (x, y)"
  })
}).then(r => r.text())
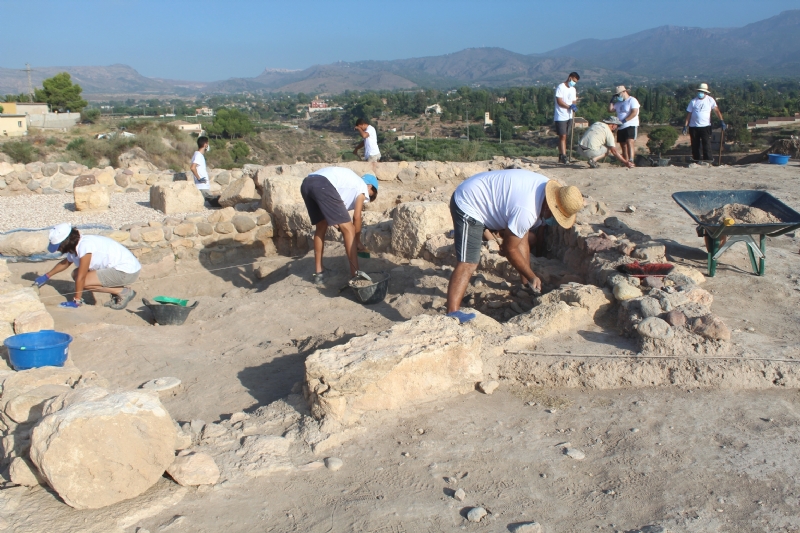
top-left (445, 169), bottom-right (583, 323)
top-left (683, 83), bottom-right (726, 162)
top-left (608, 85), bottom-right (640, 163)
top-left (577, 117), bottom-right (635, 169)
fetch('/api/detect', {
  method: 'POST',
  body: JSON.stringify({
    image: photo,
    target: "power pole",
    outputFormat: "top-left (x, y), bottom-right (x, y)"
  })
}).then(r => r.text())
top-left (466, 103), bottom-right (469, 142)
top-left (25, 64), bottom-right (33, 101)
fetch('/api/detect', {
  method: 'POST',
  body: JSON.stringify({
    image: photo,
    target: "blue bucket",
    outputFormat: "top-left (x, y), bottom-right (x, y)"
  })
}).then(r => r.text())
top-left (768, 153), bottom-right (790, 165)
top-left (3, 330), bottom-right (73, 370)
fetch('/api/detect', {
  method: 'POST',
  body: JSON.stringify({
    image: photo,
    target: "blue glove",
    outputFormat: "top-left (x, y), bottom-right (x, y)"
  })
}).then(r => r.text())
top-left (720, 121), bottom-right (727, 131)
top-left (682, 126), bottom-right (688, 135)
top-left (59, 300), bottom-right (82, 309)
top-left (569, 104), bottom-right (578, 112)
top-left (35, 274), bottom-right (49, 287)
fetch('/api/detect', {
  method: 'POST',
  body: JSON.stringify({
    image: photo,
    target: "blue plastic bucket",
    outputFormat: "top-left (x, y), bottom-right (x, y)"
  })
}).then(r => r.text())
top-left (768, 153), bottom-right (790, 165)
top-left (3, 330), bottom-right (73, 370)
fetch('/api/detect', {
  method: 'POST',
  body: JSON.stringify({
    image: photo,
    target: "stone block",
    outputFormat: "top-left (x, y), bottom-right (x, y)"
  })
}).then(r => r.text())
top-left (73, 183), bottom-right (110, 212)
top-left (632, 242), bottom-right (667, 262)
top-left (305, 315), bottom-right (482, 425)
top-left (0, 161), bottom-right (15, 177)
top-left (215, 222), bottom-right (235, 235)
top-left (30, 390), bottom-right (177, 510)
top-left (207, 206), bottom-right (236, 223)
top-left (9, 456), bottom-right (46, 487)
top-left (166, 451), bottom-right (220, 486)
top-left (0, 366), bottom-right (82, 415)
top-left (0, 231), bottom-right (48, 257)
top-left (149, 182), bottom-right (204, 215)
top-left (59, 162), bottom-right (85, 176)
top-left (424, 233), bottom-right (454, 260)
top-left (5, 384), bottom-right (72, 424)
top-left (362, 220), bottom-right (393, 254)
top-left (0, 287), bottom-right (46, 323)
top-left (219, 177), bottom-right (259, 208)
top-left (390, 201), bottom-right (451, 258)
top-left (232, 214), bottom-right (256, 233)
top-left (259, 173), bottom-right (304, 213)
top-left (173, 222), bottom-right (197, 237)
top-left (13, 310), bottom-right (54, 334)
top-left (507, 301), bottom-right (592, 338)
top-left (140, 227), bottom-right (164, 242)
top-left (535, 284), bottom-right (613, 319)
top-left (691, 314), bottom-right (731, 342)
top-left (72, 175), bottom-right (96, 189)
top-left (273, 203), bottom-right (312, 234)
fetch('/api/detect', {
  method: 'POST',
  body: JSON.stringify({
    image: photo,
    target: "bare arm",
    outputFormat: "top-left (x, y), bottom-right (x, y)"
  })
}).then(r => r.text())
top-left (609, 146), bottom-right (635, 168)
top-left (73, 253), bottom-right (91, 301)
top-left (714, 107), bottom-right (724, 121)
top-left (608, 102), bottom-right (616, 113)
top-left (45, 258), bottom-right (72, 278)
top-left (352, 194), bottom-right (365, 238)
top-left (501, 232), bottom-right (540, 290)
top-left (625, 108), bottom-right (639, 121)
top-left (190, 162), bottom-right (200, 180)
top-left (355, 127), bottom-right (369, 139)
top-left (684, 112), bottom-right (692, 127)
top-left (556, 97), bottom-right (570, 109)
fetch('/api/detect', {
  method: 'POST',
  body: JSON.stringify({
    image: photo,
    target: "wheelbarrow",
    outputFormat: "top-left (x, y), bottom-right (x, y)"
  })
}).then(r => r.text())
top-left (672, 190), bottom-right (800, 277)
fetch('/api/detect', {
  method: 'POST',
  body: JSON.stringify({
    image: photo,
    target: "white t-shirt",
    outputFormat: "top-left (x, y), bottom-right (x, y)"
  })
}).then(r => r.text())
top-left (66, 235), bottom-right (141, 274)
top-left (553, 83), bottom-right (577, 122)
top-left (191, 151), bottom-right (209, 190)
top-left (686, 96), bottom-right (717, 128)
top-left (454, 169), bottom-right (549, 238)
top-left (614, 96), bottom-right (640, 128)
top-left (312, 167), bottom-right (370, 210)
top-left (580, 122), bottom-right (617, 151)
top-left (363, 125), bottom-right (380, 159)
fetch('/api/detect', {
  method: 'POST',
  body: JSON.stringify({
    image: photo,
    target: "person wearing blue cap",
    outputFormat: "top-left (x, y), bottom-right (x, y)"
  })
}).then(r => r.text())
top-left (300, 167), bottom-right (378, 284)
top-left (35, 223), bottom-right (141, 309)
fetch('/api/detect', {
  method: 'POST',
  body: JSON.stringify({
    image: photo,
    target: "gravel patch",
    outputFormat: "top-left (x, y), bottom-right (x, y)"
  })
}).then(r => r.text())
top-left (0, 192), bottom-right (212, 232)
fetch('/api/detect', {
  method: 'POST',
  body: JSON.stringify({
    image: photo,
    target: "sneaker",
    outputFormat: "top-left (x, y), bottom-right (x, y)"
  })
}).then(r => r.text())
top-left (312, 272), bottom-right (325, 285)
top-left (588, 159), bottom-right (598, 169)
top-left (558, 154), bottom-right (567, 164)
top-left (104, 294), bottom-right (121, 308)
top-left (447, 310), bottom-right (477, 324)
top-left (109, 288), bottom-right (136, 310)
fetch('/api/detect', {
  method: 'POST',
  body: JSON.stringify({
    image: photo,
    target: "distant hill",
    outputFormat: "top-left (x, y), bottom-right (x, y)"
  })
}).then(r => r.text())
top-left (542, 10), bottom-right (800, 78)
top-left (1, 10), bottom-right (798, 97)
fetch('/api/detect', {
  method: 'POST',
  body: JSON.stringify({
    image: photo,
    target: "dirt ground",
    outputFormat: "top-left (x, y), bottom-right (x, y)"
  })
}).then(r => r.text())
top-left (3, 159), bottom-right (800, 532)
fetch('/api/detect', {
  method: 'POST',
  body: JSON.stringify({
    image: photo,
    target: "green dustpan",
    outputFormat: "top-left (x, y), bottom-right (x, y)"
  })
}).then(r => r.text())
top-left (153, 296), bottom-right (189, 307)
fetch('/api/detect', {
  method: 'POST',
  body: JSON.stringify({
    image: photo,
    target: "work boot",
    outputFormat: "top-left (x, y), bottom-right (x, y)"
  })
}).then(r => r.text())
top-left (109, 288), bottom-right (136, 310)
top-left (558, 154), bottom-right (567, 165)
top-left (312, 272), bottom-right (325, 285)
top-left (588, 159), bottom-right (598, 169)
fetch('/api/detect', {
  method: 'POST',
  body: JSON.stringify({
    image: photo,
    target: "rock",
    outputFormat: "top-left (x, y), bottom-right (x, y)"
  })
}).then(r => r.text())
top-left (13, 310), bottom-right (54, 334)
top-left (424, 233), bottom-right (454, 259)
top-left (0, 366), bottom-right (82, 415)
top-left (215, 221), bottom-right (235, 234)
top-left (665, 310), bottom-right (687, 328)
top-left (254, 261), bottom-right (283, 280)
top-left (139, 227), bottom-right (164, 242)
top-left (0, 286), bottom-right (47, 325)
top-left (510, 522), bottom-right (543, 533)
top-left (231, 214), bottom-right (256, 233)
top-left (670, 264), bottom-right (705, 285)
top-left (29, 390), bottom-right (177, 510)
top-left (564, 447), bottom-right (585, 460)
top-left (166, 451), bottom-right (220, 486)
top-left (643, 276), bottom-right (663, 289)
top-left (59, 162), bottom-right (85, 176)
top-left (692, 314), bottom-right (731, 342)
top-left (507, 301), bottom-right (592, 338)
top-left (585, 235), bottom-right (617, 254)
top-left (196, 222), bottom-right (214, 236)
top-left (0, 231), bottom-right (49, 257)
top-left (141, 377), bottom-right (182, 393)
top-left (202, 423), bottom-right (228, 439)
top-left (150, 182), bottom-right (204, 215)
top-left (632, 242), bottom-right (666, 262)
top-left (272, 203), bottom-right (312, 234)
top-left (390, 202), bottom-right (451, 258)
top-left (535, 284), bottom-right (614, 319)
top-left (172, 223), bottom-right (196, 237)
top-left (72, 174), bottom-right (96, 188)
top-left (258, 172), bottom-right (304, 213)
top-left (9, 456), bottom-right (46, 487)
top-left (114, 173), bottom-right (130, 188)
top-left (684, 286), bottom-right (713, 307)
top-left (324, 457), bottom-right (343, 471)
top-left (305, 315), bottom-right (482, 425)
top-left (235, 435), bottom-right (293, 477)
top-left (5, 384), bottom-right (72, 424)
top-left (638, 297), bottom-right (663, 318)
top-left (613, 281), bottom-right (642, 301)
top-left (454, 488), bottom-right (466, 501)
top-left (477, 380), bottom-right (499, 395)
top-left (42, 162), bottom-right (59, 177)
top-left (467, 507), bottom-right (487, 523)
top-left (636, 317), bottom-right (673, 340)
top-left (219, 177), bottom-right (259, 208)
top-left (625, 205), bottom-right (637, 213)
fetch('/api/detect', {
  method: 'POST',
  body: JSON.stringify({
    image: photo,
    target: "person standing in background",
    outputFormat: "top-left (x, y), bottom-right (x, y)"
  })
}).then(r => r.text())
top-left (683, 83), bottom-right (726, 162)
top-left (553, 72), bottom-right (580, 164)
top-left (608, 85), bottom-right (640, 163)
top-left (353, 118), bottom-right (381, 174)
top-left (190, 136), bottom-right (219, 206)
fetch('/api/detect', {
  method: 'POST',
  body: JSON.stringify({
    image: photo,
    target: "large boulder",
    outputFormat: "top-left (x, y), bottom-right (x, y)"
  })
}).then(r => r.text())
top-left (535, 283), bottom-right (614, 320)
top-left (273, 203), bottom-right (312, 235)
top-left (219, 177), bottom-right (259, 208)
top-left (14, 310), bottom-right (55, 334)
top-left (73, 183), bottom-right (110, 212)
top-left (390, 201), bottom-right (451, 258)
top-left (258, 172), bottom-right (304, 213)
top-left (29, 390), bottom-right (177, 510)
top-left (0, 286), bottom-right (46, 323)
top-left (305, 315), bottom-right (482, 425)
top-left (0, 231), bottom-right (48, 257)
top-left (150, 182), bottom-right (204, 215)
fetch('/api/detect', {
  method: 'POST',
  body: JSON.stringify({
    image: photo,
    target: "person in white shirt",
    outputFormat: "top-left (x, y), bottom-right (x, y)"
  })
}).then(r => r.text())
top-left (608, 85), bottom-right (640, 163)
top-left (353, 118), bottom-right (381, 173)
top-left (446, 169), bottom-right (583, 323)
top-left (553, 72), bottom-right (580, 164)
top-left (300, 167), bottom-right (379, 284)
top-left (190, 136), bottom-right (219, 206)
top-left (35, 223), bottom-right (142, 310)
top-left (683, 83), bottom-right (726, 162)
top-left (577, 117), bottom-right (635, 169)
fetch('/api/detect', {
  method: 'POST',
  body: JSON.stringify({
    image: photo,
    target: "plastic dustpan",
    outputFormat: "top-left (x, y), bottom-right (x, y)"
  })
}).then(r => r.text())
top-left (153, 296), bottom-right (188, 307)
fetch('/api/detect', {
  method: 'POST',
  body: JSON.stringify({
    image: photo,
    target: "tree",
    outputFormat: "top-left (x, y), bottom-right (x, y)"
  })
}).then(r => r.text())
top-left (206, 108), bottom-right (253, 139)
top-left (81, 108), bottom-right (101, 123)
top-left (34, 72), bottom-right (88, 112)
top-left (646, 126), bottom-right (679, 155)
top-left (229, 141), bottom-right (250, 162)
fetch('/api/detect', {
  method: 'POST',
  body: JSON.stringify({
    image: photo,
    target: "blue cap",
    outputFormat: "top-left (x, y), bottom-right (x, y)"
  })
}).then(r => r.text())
top-left (362, 174), bottom-right (378, 191)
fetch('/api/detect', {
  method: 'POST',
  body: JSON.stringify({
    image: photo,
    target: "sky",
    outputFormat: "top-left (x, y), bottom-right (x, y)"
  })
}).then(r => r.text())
top-left (1, 0), bottom-right (797, 81)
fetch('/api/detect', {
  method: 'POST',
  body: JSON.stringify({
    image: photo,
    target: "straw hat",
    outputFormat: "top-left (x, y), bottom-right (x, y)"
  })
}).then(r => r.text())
top-left (614, 85), bottom-right (627, 95)
top-left (696, 83), bottom-right (711, 94)
top-left (545, 180), bottom-right (583, 229)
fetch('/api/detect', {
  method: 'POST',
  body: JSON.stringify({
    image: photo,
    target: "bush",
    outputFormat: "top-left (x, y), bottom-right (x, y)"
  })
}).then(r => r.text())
top-left (646, 126), bottom-right (679, 155)
top-left (1, 141), bottom-right (38, 164)
top-left (81, 108), bottom-right (101, 123)
top-left (229, 141), bottom-right (250, 162)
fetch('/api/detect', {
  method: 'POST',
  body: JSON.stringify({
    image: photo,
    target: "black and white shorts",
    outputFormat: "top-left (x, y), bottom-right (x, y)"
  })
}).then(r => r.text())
top-left (450, 196), bottom-right (484, 264)
top-left (617, 126), bottom-right (637, 142)
top-left (300, 175), bottom-right (351, 226)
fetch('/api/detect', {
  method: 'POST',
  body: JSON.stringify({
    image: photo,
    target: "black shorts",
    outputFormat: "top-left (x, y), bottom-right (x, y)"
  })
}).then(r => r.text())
top-left (300, 175), bottom-right (351, 226)
top-left (617, 126), bottom-right (637, 142)
top-left (553, 120), bottom-right (571, 136)
top-left (450, 196), bottom-right (484, 264)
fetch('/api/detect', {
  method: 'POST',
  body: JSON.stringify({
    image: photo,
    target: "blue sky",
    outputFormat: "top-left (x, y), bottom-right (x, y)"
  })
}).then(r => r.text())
top-left (1, 0), bottom-right (797, 81)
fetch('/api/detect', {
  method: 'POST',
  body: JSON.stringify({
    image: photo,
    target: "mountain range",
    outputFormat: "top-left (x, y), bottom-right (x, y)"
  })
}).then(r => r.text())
top-left (1, 10), bottom-right (798, 98)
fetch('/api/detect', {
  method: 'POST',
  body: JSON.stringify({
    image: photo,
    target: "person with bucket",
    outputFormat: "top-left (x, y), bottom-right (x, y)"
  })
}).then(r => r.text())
top-left (683, 83), bottom-right (726, 163)
top-left (445, 169), bottom-right (583, 324)
top-left (300, 167), bottom-right (379, 284)
top-left (35, 223), bottom-right (141, 310)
